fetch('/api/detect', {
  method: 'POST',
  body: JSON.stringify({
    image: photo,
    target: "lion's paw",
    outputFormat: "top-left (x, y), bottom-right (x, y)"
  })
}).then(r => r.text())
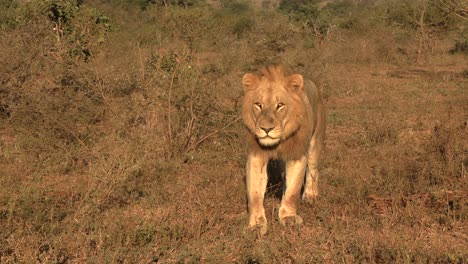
top-left (280, 215), bottom-right (303, 226)
top-left (245, 217), bottom-right (268, 237)
top-left (302, 191), bottom-right (319, 205)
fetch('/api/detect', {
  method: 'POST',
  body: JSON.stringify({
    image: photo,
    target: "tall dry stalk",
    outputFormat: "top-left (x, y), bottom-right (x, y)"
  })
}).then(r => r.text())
top-left (167, 64), bottom-right (179, 156)
top-left (416, 0), bottom-right (429, 65)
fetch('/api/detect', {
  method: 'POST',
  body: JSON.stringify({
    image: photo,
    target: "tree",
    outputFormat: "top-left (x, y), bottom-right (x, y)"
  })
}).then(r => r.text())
top-left (386, 0), bottom-right (466, 64)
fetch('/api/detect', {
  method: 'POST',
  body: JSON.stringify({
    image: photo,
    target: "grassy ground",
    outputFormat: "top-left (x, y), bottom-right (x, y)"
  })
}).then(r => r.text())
top-left (0, 1), bottom-right (467, 263)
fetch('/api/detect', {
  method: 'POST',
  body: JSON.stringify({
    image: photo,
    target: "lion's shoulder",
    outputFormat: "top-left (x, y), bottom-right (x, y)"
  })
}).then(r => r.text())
top-left (304, 80), bottom-right (322, 109)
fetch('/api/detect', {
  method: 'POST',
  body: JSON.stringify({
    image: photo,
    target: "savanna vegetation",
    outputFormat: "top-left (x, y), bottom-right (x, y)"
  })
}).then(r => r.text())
top-left (0, 0), bottom-right (466, 262)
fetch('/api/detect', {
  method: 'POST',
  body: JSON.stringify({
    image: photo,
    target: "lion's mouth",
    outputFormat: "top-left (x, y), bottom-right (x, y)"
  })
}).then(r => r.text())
top-left (257, 136), bottom-right (281, 147)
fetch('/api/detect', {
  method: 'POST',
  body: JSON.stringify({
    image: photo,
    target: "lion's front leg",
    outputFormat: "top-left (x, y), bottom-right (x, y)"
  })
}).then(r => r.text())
top-left (246, 154), bottom-right (268, 235)
top-left (279, 156), bottom-right (307, 226)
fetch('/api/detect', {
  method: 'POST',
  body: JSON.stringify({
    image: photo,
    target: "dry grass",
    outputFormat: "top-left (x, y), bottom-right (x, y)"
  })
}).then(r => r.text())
top-left (0, 1), bottom-right (467, 263)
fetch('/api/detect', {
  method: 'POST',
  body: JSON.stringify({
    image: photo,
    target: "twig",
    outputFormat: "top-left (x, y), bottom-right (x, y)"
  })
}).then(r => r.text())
top-left (92, 58), bottom-right (115, 116)
top-left (167, 65), bottom-right (179, 156)
top-left (53, 117), bottom-right (89, 150)
top-left (184, 82), bottom-right (197, 149)
top-left (185, 116), bottom-right (241, 152)
top-left (137, 41), bottom-right (145, 81)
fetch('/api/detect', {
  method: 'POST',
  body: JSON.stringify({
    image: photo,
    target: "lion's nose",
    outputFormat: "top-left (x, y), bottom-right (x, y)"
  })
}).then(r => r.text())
top-left (261, 127), bottom-right (274, 133)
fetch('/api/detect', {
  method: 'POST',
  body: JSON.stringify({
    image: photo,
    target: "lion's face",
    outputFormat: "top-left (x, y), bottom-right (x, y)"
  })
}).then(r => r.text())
top-left (242, 71), bottom-right (306, 148)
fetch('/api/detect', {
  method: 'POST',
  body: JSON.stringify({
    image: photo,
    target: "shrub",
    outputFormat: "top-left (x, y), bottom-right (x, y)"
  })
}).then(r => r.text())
top-left (39, 0), bottom-right (112, 60)
top-left (279, 0), bottom-right (338, 43)
top-left (0, 0), bottom-right (18, 29)
top-left (450, 40), bottom-right (468, 54)
top-left (148, 5), bottom-right (219, 50)
top-left (385, 0), bottom-right (458, 31)
top-left (221, 0), bottom-right (251, 14)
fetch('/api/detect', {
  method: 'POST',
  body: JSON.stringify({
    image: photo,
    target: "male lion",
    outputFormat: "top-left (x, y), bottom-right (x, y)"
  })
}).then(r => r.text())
top-left (241, 63), bottom-right (326, 235)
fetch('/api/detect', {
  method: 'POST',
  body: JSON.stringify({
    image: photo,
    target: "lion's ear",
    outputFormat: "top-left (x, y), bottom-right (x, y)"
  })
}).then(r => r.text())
top-left (288, 74), bottom-right (304, 94)
top-left (242, 73), bottom-right (259, 92)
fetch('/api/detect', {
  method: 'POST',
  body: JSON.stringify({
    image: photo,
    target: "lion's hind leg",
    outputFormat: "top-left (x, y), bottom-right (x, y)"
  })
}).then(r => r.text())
top-left (303, 135), bottom-right (323, 203)
top-left (303, 164), bottom-right (320, 203)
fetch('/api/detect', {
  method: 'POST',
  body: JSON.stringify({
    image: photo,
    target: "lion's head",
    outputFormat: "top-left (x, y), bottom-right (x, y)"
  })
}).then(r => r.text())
top-left (241, 64), bottom-right (308, 148)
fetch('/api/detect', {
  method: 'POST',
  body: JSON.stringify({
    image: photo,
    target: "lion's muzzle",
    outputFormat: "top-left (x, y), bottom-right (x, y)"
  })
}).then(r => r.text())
top-left (256, 126), bottom-right (282, 147)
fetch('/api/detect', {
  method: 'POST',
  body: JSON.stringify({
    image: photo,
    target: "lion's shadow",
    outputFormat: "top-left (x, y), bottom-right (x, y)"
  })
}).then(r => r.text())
top-left (266, 159), bottom-right (286, 199)
top-left (266, 160), bottom-right (307, 200)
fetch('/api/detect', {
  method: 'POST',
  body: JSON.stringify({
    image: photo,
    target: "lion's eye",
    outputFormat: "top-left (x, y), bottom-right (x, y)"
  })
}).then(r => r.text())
top-left (254, 102), bottom-right (262, 109)
top-left (277, 103), bottom-right (285, 110)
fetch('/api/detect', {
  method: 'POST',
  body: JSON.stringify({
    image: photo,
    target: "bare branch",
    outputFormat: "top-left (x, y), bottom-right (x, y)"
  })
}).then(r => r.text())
top-left (167, 64), bottom-right (179, 156)
top-left (185, 117), bottom-right (241, 152)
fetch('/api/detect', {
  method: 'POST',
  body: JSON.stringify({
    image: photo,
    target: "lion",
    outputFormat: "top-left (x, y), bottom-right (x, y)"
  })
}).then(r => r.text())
top-left (241, 63), bottom-right (326, 236)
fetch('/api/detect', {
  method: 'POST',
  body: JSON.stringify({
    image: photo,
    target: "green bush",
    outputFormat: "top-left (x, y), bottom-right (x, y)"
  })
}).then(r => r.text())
top-left (279, 0), bottom-right (338, 42)
top-left (37, 0), bottom-right (112, 60)
top-left (0, 0), bottom-right (18, 29)
top-left (279, 0), bottom-right (321, 22)
top-left (150, 0), bottom-right (204, 8)
top-left (221, 0), bottom-right (251, 14)
top-left (232, 16), bottom-right (254, 38)
top-left (148, 5), bottom-right (219, 50)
